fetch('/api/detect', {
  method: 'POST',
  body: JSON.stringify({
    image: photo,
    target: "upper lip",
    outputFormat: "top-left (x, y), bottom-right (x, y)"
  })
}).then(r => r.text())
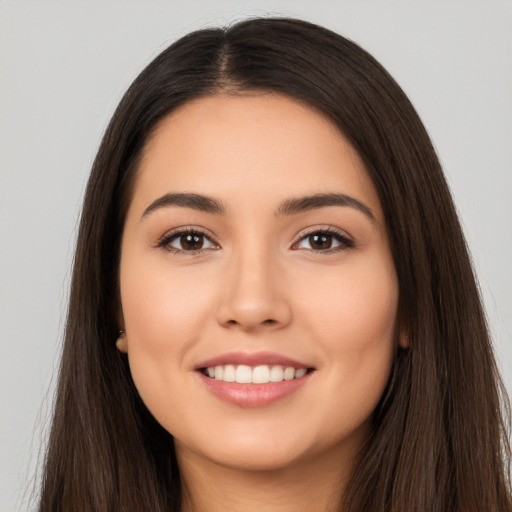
top-left (195, 351), bottom-right (313, 370)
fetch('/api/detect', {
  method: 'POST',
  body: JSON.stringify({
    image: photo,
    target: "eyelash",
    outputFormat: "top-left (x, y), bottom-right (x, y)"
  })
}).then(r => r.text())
top-left (292, 227), bottom-right (354, 254)
top-left (156, 227), bottom-right (354, 255)
top-left (156, 227), bottom-right (218, 255)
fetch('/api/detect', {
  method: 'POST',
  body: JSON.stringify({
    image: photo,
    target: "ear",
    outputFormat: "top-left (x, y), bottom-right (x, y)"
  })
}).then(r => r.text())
top-left (116, 332), bottom-right (128, 353)
top-left (115, 306), bottom-right (128, 352)
top-left (398, 327), bottom-right (410, 349)
top-left (116, 305), bottom-right (125, 331)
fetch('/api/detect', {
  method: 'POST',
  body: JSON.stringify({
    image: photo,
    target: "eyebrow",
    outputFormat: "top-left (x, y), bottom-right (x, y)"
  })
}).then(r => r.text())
top-left (276, 193), bottom-right (375, 222)
top-left (142, 193), bottom-right (226, 218)
top-left (142, 192), bottom-right (375, 222)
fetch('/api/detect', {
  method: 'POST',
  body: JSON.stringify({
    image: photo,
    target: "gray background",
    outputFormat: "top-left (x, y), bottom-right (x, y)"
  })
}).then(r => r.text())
top-left (1, 1), bottom-right (511, 510)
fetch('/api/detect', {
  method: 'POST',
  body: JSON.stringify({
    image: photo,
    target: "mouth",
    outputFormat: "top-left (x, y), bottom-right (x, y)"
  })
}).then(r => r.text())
top-left (195, 352), bottom-right (315, 407)
top-left (200, 364), bottom-right (311, 384)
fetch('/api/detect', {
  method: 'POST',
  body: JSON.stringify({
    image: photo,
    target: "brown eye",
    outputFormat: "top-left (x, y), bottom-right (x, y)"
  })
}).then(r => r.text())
top-left (308, 234), bottom-right (333, 250)
top-left (161, 230), bottom-right (217, 253)
top-left (294, 230), bottom-right (353, 252)
top-left (179, 233), bottom-right (205, 251)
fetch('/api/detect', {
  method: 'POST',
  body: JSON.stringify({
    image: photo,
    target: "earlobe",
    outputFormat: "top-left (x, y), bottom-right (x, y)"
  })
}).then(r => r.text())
top-left (116, 331), bottom-right (128, 353)
top-left (398, 331), bottom-right (410, 349)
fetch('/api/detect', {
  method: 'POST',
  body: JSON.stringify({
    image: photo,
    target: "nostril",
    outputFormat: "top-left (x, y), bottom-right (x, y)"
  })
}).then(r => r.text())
top-left (225, 318), bottom-right (277, 326)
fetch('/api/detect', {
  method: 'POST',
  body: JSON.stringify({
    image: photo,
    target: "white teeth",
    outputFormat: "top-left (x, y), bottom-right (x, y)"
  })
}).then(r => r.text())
top-left (224, 364), bottom-right (236, 382)
top-left (270, 365), bottom-right (284, 382)
top-left (283, 367), bottom-right (295, 381)
top-left (252, 365), bottom-right (270, 384)
top-left (204, 364), bottom-right (309, 384)
top-left (235, 365), bottom-right (252, 383)
top-left (295, 368), bottom-right (307, 378)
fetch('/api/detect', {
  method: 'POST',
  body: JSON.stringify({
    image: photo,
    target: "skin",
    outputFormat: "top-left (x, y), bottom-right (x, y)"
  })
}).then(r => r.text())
top-left (119, 93), bottom-right (403, 511)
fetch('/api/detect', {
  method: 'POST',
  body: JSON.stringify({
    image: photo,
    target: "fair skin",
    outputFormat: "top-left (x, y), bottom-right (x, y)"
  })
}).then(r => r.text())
top-left (119, 93), bottom-right (403, 512)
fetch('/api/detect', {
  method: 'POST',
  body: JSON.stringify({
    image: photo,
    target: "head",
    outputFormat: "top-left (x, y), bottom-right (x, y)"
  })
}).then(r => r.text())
top-left (41, 17), bottom-right (510, 512)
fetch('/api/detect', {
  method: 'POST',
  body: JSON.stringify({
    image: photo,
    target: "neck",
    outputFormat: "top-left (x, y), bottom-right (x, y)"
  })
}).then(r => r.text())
top-left (177, 445), bottom-right (356, 512)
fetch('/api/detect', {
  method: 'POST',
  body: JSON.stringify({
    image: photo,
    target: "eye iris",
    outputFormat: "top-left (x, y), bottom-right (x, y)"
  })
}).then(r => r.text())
top-left (310, 234), bottom-right (332, 250)
top-left (180, 233), bottom-right (204, 251)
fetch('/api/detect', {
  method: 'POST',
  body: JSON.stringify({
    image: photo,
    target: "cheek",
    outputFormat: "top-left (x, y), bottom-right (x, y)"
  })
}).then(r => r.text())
top-left (119, 256), bottom-right (215, 402)
top-left (121, 255), bottom-right (215, 341)
top-left (300, 258), bottom-right (397, 340)
top-left (296, 256), bottom-right (398, 408)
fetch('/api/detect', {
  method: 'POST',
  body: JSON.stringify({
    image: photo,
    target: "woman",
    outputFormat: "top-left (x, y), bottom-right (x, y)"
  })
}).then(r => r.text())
top-left (39, 17), bottom-right (511, 511)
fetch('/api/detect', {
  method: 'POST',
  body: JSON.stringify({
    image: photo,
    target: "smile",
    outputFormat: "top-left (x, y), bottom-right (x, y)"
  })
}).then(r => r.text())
top-left (195, 352), bottom-right (315, 407)
top-left (202, 364), bottom-right (308, 384)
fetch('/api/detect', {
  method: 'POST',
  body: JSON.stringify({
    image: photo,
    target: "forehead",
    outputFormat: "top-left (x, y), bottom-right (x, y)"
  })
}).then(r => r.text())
top-left (130, 93), bottom-right (382, 220)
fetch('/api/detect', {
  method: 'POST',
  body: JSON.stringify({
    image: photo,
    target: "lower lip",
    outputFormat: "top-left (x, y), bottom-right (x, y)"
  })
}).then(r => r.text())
top-left (197, 371), bottom-right (313, 408)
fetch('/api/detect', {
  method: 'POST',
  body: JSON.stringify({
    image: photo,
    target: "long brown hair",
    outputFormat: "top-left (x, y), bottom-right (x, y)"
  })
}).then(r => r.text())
top-left (39, 17), bottom-right (511, 511)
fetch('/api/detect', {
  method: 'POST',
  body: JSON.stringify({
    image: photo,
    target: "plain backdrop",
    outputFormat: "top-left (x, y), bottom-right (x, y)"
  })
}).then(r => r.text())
top-left (1, 1), bottom-right (511, 510)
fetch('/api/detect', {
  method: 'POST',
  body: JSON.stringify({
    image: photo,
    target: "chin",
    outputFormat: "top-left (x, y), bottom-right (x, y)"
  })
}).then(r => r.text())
top-left (173, 418), bottom-right (367, 476)
top-left (185, 442), bottom-right (308, 473)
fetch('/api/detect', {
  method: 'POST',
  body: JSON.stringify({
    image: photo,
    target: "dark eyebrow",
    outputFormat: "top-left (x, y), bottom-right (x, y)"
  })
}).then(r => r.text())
top-left (141, 192), bottom-right (375, 223)
top-left (276, 193), bottom-right (376, 222)
top-left (142, 193), bottom-right (226, 218)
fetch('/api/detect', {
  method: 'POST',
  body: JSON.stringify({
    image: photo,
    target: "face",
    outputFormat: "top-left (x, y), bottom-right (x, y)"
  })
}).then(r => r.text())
top-left (119, 93), bottom-right (401, 474)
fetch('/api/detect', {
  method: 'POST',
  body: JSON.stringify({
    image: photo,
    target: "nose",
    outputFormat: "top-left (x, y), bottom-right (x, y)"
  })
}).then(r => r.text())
top-left (215, 249), bottom-right (292, 332)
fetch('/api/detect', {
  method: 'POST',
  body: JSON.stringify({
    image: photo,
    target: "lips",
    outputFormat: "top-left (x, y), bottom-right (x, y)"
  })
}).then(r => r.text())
top-left (195, 351), bottom-right (315, 407)
top-left (195, 351), bottom-right (311, 369)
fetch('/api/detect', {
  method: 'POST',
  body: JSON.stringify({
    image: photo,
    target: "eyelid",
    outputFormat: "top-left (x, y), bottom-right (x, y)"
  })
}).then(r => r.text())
top-left (155, 226), bottom-right (220, 254)
top-left (155, 224), bottom-right (354, 255)
top-left (291, 226), bottom-right (355, 252)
